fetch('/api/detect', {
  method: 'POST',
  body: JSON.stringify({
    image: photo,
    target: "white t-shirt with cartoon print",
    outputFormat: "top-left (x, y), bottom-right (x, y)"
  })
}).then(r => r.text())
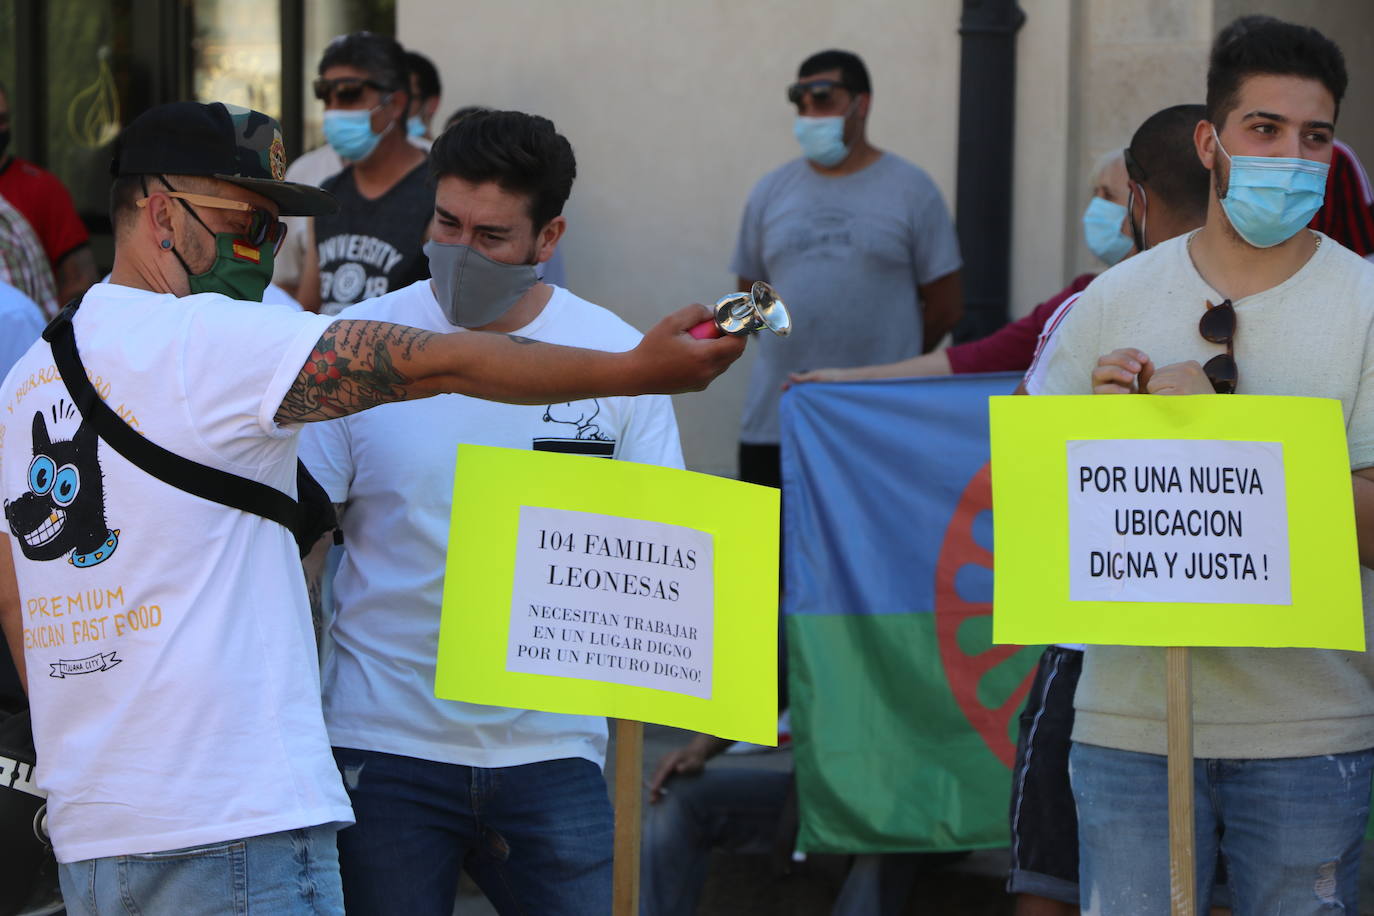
top-left (299, 280), bottom-right (684, 770)
top-left (0, 282), bottom-right (352, 862)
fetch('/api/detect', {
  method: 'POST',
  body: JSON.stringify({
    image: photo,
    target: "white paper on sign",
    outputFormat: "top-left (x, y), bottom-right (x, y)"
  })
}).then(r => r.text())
top-left (1066, 439), bottom-right (1290, 605)
top-left (506, 505), bottom-right (715, 698)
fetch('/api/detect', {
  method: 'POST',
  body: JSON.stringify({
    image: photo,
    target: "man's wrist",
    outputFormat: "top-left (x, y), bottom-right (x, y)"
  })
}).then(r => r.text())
top-left (615, 346), bottom-right (654, 397)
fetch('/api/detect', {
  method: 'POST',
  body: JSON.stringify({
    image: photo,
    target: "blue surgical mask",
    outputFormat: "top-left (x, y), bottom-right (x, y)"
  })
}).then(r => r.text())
top-left (794, 116), bottom-right (849, 167)
top-left (1212, 125), bottom-right (1329, 249)
top-left (1082, 197), bottom-right (1133, 265)
top-left (406, 115), bottom-right (427, 139)
top-left (323, 105), bottom-right (389, 161)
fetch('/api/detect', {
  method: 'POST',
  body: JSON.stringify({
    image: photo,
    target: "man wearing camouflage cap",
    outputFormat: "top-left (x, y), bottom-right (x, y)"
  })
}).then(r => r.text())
top-left (0, 101), bottom-right (742, 914)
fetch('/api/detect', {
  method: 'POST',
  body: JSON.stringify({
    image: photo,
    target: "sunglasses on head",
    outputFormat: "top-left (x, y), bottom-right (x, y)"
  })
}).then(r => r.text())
top-left (787, 78), bottom-right (849, 108)
top-left (312, 76), bottom-right (392, 106)
top-left (1199, 298), bottom-right (1237, 394)
top-left (137, 185), bottom-right (288, 255)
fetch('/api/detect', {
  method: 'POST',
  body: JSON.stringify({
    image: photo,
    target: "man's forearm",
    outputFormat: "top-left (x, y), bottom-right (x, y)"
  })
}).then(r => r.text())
top-left (276, 321), bottom-right (639, 424)
top-left (276, 307), bottom-right (742, 425)
top-left (838, 350), bottom-right (952, 381)
top-left (919, 271), bottom-right (964, 353)
top-left (1352, 471), bottom-right (1374, 568)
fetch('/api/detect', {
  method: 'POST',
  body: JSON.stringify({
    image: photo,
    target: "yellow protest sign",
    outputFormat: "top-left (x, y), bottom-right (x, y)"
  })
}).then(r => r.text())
top-left (435, 444), bottom-right (780, 745)
top-left (990, 395), bottom-right (1363, 650)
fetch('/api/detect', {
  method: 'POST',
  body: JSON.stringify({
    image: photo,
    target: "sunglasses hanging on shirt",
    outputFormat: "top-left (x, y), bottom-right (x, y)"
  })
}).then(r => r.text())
top-left (1198, 298), bottom-right (1238, 394)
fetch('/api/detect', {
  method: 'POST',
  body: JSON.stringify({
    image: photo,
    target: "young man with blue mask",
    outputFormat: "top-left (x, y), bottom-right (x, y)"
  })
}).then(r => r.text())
top-left (298, 109), bottom-right (684, 916)
top-left (732, 48), bottom-right (962, 491)
top-left (404, 50), bottom-right (442, 146)
top-left (298, 32), bottom-right (430, 315)
top-left (1039, 17), bottom-right (1374, 912)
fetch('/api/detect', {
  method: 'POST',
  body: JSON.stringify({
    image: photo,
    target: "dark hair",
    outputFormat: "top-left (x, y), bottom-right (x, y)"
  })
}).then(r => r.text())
top-left (443, 104), bottom-right (492, 134)
top-left (109, 173), bottom-right (143, 232)
top-left (108, 173), bottom-right (216, 235)
top-left (799, 49), bottom-right (871, 95)
top-left (319, 31), bottom-right (409, 97)
top-left (430, 110), bottom-right (576, 231)
top-left (405, 51), bottom-right (441, 101)
top-left (1206, 15), bottom-right (1346, 126)
top-left (1127, 104), bottom-right (1210, 222)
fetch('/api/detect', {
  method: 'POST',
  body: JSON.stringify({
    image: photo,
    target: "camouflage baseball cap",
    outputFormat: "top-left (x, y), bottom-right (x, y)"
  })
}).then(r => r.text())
top-left (111, 101), bottom-right (338, 217)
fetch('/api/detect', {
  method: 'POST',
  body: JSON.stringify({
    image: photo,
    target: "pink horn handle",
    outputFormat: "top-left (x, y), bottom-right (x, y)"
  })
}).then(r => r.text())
top-left (688, 319), bottom-right (722, 340)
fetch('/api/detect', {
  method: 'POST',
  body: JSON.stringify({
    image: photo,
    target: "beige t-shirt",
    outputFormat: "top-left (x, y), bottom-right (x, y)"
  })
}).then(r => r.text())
top-left (1037, 230), bottom-right (1374, 758)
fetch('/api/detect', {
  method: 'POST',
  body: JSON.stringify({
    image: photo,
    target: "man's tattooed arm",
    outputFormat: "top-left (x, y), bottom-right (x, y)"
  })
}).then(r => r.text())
top-left (275, 304), bottom-right (747, 422)
top-left (276, 320), bottom-right (438, 423)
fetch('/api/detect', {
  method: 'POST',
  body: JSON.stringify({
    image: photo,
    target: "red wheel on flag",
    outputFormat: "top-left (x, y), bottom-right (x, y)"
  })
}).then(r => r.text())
top-left (934, 461), bottom-right (1037, 768)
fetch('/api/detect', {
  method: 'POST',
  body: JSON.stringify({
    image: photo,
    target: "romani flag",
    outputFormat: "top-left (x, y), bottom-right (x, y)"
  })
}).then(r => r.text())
top-left (779, 373), bottom-right (1041, 852)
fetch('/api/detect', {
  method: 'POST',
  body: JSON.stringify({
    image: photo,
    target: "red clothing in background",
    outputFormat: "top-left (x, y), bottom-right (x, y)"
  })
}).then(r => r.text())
top-left (1310, 139), bottom-right (1374, 257)
top-left (0, 157), bottom-right (89, 268)
top-left (946, 272), bottom-right (1096, 374)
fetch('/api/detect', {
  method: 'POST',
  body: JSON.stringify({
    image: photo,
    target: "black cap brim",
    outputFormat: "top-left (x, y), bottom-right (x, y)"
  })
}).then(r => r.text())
top-left (213, 174), bottom-right (339, 217)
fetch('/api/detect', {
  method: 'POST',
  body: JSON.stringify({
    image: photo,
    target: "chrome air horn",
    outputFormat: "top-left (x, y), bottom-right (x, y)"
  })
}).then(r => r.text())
top-left (688, 281), bottom-right (792, 339)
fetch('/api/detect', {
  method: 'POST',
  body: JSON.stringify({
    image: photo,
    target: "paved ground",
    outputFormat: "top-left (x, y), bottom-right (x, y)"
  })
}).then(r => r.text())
top-left (455, 723), bottom-right (1011, 915)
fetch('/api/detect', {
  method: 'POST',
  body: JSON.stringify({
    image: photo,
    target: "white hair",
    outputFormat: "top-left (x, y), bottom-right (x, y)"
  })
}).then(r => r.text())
top-left (1091, 149), bottom-right (1126, 185)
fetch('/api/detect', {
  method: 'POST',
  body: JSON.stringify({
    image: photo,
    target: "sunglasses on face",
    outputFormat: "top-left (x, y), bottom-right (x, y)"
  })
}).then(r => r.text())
top-left (137, 191), bottom-right (288, 254)
top-left (1199, 298), bottom-right (1237, 394)
top-left (787, 79), bottom-right (849, 109)
top-left (312, 77), bottom-right (391, 106)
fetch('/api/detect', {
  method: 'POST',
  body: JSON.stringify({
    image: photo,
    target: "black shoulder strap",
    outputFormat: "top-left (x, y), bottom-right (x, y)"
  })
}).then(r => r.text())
top-left (43, 303), bottom-right (301, 532)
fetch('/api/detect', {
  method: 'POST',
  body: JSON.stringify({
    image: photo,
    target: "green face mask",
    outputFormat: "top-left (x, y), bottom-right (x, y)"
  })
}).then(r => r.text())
top-left (185, 232), bottom-right (275, 302)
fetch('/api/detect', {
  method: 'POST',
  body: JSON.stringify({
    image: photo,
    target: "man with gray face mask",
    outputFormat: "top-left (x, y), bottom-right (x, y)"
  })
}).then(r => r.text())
top-left (297, 109), bottom-right (682, 916)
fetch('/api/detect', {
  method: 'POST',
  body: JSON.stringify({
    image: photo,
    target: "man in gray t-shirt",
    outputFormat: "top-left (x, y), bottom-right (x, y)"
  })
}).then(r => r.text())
top-left (732, 49), bottom-right (962, 487)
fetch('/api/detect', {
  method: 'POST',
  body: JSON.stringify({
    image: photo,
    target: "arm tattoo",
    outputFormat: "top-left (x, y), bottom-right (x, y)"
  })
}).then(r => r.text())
top-left (277, 320), bottom-right (438, 422)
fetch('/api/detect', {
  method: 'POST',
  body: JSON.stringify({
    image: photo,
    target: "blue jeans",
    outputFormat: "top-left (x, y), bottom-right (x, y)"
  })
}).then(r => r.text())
top-left (332, 747), bottom-right (612, 916)
top-left (640, 766), bottom-right (954, 916)
top-left (640, 767), bottom-right (793, 916)
top-left (1071, 742), bottom-right (1373, 915)
top-left (58, 825), bottom-right (343, 915)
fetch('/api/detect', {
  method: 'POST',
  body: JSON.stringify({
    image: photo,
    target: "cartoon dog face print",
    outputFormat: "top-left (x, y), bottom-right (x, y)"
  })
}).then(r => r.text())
top-left (541, 399), bottom-right (607, 441)
top-left (4, 409), bottom-right (119, 567)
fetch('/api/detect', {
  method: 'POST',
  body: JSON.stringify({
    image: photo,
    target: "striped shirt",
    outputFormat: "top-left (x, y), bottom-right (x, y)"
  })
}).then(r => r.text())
top-left (0, 194), bottom-right (59, 316)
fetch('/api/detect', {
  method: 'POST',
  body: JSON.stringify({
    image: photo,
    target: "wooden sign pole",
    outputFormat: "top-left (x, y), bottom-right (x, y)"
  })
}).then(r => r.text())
top-left (1166, 646), bottom-right (1196, 916)
top-left (612, 718), bottom-right (645, 916)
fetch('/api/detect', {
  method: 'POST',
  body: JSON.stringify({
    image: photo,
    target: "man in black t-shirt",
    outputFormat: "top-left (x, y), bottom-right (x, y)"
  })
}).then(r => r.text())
top-left (299, 32), bottom-right (431, 315)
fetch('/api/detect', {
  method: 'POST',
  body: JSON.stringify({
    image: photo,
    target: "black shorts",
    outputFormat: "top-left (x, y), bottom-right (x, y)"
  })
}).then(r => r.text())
top-left (1007, 645), bottom-right (1082, 904)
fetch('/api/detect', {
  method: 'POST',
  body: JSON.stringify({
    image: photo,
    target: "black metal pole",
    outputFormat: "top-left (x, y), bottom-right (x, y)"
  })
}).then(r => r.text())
top-left (952, 0), bottom-right (1025, 343)
top-left (14, 0), bottom-right (45, 164)
top-left (280, 0), bottom-right (304, 161)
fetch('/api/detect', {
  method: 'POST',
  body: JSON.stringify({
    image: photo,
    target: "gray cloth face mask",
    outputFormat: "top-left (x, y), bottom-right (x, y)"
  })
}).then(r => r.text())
top-left (425, 240), bottom-right (540, 328)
